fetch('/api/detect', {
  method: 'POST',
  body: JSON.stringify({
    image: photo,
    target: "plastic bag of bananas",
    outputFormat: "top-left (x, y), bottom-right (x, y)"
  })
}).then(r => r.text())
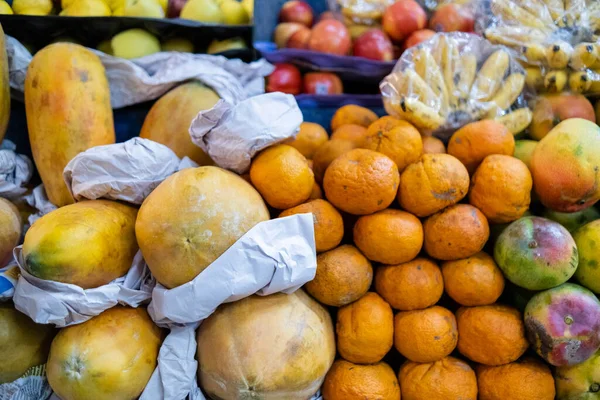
top-left (327, 0), bottom-right (394, 28)
top-left (478, 0), bottom-right (600, 95)
top-left (380, 32), bottom-right (532, 138)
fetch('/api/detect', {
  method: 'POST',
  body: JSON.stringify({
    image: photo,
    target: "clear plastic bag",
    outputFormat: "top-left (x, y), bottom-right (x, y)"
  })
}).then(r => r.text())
top-left (476, 0), bottom-right (600, 95)
top-left (380, 32), bottom-right (532, 138)
top-left (327, 0), bottom-right (394, 27)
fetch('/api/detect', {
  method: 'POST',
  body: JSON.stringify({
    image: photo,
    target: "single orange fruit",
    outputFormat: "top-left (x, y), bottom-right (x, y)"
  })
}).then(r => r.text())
top-left (331, 124), bottom-right (369, 146)
top-left (353, 209), bottom-right (423, 265)
top-left (312, 139), bottom-right (357, 183)
top-left (447, 120), bottom-right (515, 174)
top-left (477, 357), bottom-right (556, 400)
top-left (441, 252), bottom-right (505, 306)
top-left (279, 199), bottom-right (343, 253)
top-left (286, 122), bottom-right (329, 159)
top-left (331, 104), bottom-right (378, 131)
top-left (336, 292), bottom-right (394, 364)
top-left (363, 118), bottom-right (423, 172)
top-left (305, 244), bottom-right (373, 307)
top-left (423, 204), bottom-right (489, 260)
top-left (456, 304), bottom-right (529, 366)
top-left (394, 306), bottom-right (458, 363)
top-left (322, 360), bottom-right (401, 400)
top-left (250, 144), bottom-right (314, 209)
top-left (469, 154), bottom-right (532, 224)
top-left (398, 153), bottom-right (469, 217)
top-left (323, 149), bottom-right (400, 215)
top-left (399, 356), bottom-right (478, 400)
top-left (375, 257), bottom-right (443, 311)
top-left (309, 182), bottom-right (323, 199)
top-left (422, 136), bottom-right (446, 154)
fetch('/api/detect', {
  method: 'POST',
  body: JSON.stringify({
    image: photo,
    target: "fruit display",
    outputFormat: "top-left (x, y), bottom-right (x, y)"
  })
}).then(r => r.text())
top-left (380, 33), bottom-right (532, 136)
top-left (479, 0), bottom-right (600, 94)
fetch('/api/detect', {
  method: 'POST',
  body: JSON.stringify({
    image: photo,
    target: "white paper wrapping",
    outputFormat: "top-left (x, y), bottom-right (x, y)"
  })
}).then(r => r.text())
top-left (12, 248), bottom-right (154, 327)
top-left (63, 138), bottom-right (188, 205)
top-left (6, 35), bottom-right (274, 109)
top-left (189, 93), bottom-right (303, 174)
top-left (0, 140), bottom-right (33, 199)
top-left (140, 214), bottom-right (317, 400)
top-left (23, 185), bottom-right (57, 226)
top-left (0, 365), bottom-right (53, 400)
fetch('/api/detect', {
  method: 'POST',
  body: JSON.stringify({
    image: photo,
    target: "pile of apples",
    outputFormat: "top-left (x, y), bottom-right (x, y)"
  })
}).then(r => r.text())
top-left (266, 64), bottom-right (344, 95)
top-left (274, 0), bottom-right (474, 61)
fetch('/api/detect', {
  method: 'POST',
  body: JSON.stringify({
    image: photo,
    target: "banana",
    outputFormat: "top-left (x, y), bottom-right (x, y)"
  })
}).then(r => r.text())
top-left (456, 54), bottom-right (477, 101)
top-left (544, 69), bottom-right (568, 92)
top-left (587, 69), bottom-right (600, 93)
top-left (521, 42), bottom-right (548, 65)
top-left (413, 48), bottom-right (449, 115)
top-left (525, 67), bottom-right (544, 90)
top-left (490, 0), bottom-right (552, 31)
top-left (484, 26), bottom-right (546, 47)
top-left (470, 49), bottom-right (510, 102)
top-left (402, 70), bottom-right (441, 111)
top-left (399, 98), bottom-right (446, 130)
top-left (546, 41), bottom-right (573, 69)
top-left (436, 36), bottom-right (459, 109)
top-left (564, 0), bottom-right (586, 26)
top-left (519, 0), bottom-right (555, 26)
top-left (571, 43), bottom-right (599, 70)
top-left (495, 108), bottom-right (533, 135)
top-left (590, 3), bottom-right (600, 31)
top-left (569, 70), bottom-right (592, 93)
top-left (541, 0), bottom-right (564, 22)
top-left (486, 73), bottom-right (526, 118)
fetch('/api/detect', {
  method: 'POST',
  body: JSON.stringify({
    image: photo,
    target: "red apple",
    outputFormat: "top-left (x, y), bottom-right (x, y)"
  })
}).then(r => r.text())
top-left (429, 4), bottom-right (474, 32)
top-left (308, 19), bottom-right (352, 56)
top-left (318, 11), bottom-right (336, 21)
top-left (353, 29), bottom-right (394, 61)
top-left (303, 72), bottom-right (343, 94)
top-left (274, 22), bottom-right (306, 48)
top-left (267, 63), bottom-right (303, 95)
top-left (279, 0), bottom-right (314, 27)
top-left (287, 26), bottom-right (311, 49)
top-left (404, 29), bottom-right (436, 49)
top-left (383, 0), bottom-right (427, 42)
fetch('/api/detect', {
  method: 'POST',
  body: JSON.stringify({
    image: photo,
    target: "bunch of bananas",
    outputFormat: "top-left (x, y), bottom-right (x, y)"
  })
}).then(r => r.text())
top-left (483, 0), bottom-right (600, 93)
top-left (381, 35), bottom-right (532, 135)
top-left (335, 0), bottom-right (393, 26)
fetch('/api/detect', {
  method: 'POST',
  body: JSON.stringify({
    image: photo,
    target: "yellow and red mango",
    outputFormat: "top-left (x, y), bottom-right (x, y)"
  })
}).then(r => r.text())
top-left (25, 43), bottom-right (115, 207)
top-left (573, 220), bottom-right (600, 294)
top-left (525, 283), bottom-right (600, 367)
top-left (555, 349), bottom-right (600, 400)
top-left (531, 118), bottom-right (600, 212)
top-left (140, 81), bottom-right (219, 166)
top-left (0, 198), bottom-right (21, 268)
top-left (0, 25), bottom-right (10, 144)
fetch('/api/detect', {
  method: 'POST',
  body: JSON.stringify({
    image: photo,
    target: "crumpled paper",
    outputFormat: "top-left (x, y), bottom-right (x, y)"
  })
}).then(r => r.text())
top-left (140, 214), bottom-right (317, 400)
top-left (0, 365), bottom-right (53, 400)
top-left (63, 138), bottom-right (196, 205)
top-left (12, 248), bottom-right (154, 327)
top-left (6, 35), bottom-right (274, 108)
top-left (23, 185), bottom-right (57, 226)
top-left (0, 140), bottom-right (33, 199)
top-left (189, 93), bottom-right (303, 174)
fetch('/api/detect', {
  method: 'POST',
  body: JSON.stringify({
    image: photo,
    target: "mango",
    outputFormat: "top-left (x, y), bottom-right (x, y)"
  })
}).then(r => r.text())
top-left (22, 200), bottom-right (138, 288)
top-left (555, 349), bottom-right (600, 400)
top-left (25, 43), bottom-right (115, 207)
top-left (0, 25), bottom-right (8, 144)
top-left (136, 166), bottom-right (269, 289)
top-left (0, 302), bottom-right (55, 383)
top-left (544, 207), bottom-right (600, 233)
top-left (0, 198), bottom-right (21, 267)
top-left (140, 81), bottom-right (219, 165)
top-left (573, 220), bottom-right (600, 294)
top-left (47, 306), bottom-right (162, 400)
top-left (197, 290), bottom-right (335, 399)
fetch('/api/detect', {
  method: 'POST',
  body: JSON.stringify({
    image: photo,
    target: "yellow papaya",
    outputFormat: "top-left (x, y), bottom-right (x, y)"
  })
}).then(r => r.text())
top-left (140, 81), bottom-right (219, 166)
top-left (22, 200), bottom-right (138, 288)
top-left (0, 198), bottom-right (21, 267)
top-left (0, 25), bottom-right (9, 144)
top-left (0, 302), bottom-right (56, 384)
top-left (25, 43), bottom-right (115, 207)
top-left (47, 306), bottom-right (162, 400)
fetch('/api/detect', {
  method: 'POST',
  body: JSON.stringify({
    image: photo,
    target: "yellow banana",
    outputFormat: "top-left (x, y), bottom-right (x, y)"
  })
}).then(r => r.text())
top-left (541, 0), bottom-right (564, 22)
top-left (399, 98), bottom-right (446, 130)
top-left (402, 70), bottom-right (441, 111)
top-left (436, 36), bottom-right (459, 109)
top-left (544, 69), bottom-right (568, 92)
top-left (521, 42), bottom-right (548, 65)
top-left (484, 26), bottom-right (546, 47)
top-left (486, 73), bottom-right (526, 119)
top-left (589, 3), bottom-right (600, 31)
top-left (519, 0), bottom-right (555, 26)
top-left (571, 43), bottom-right (598, 70)
top-left (564, 0), bottom-right (585, 26)
top-left (413, 48), bottom-right (449, 115)
top-left (546, 41), bottom-right (573, 69)
top-left (470, 50), bottom-right (510, 102)
top-left (587, 69), bottom-right (600, 93)
top-left (456, 54), bottom-right (477, 101)
top-left (495, 108), bottom-right (533, 135)
top-left (525, 67), bottom-right (544, 90)
top-left (569, 70), bottom-right (591, 93)
top-left (490, 0), bottom-right (552, 31)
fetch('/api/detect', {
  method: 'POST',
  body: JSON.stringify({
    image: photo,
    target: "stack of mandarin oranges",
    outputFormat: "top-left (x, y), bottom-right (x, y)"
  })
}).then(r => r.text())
top-left (247, 105), bottom-right (556, 400)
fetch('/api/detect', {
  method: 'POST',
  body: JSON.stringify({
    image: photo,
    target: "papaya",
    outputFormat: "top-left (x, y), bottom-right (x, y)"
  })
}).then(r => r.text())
top-left (25, 43), bottom-right (115, 207)
top-left (140, 81), bottom-right (219, 166)
top-left (22, 200), bottom-right (138, 288)
top-left (47, 306), bottom-right (162, 400)
top-left (136, 166), bottom-right (269, 289)
top-left (0, 198), bottom-right (21, 267)
top-left (197, 290), bottom-right (336, 400)
top-left (0, 302), bottom-right (56, 384)
top-left (0, 24), bottom-right (9, 144)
